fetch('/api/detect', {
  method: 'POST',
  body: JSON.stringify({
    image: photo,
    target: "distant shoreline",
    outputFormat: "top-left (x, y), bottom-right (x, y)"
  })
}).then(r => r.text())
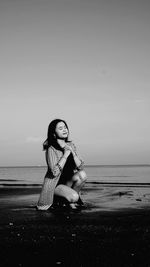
top-left (0, 164), bottom-right (150, 168)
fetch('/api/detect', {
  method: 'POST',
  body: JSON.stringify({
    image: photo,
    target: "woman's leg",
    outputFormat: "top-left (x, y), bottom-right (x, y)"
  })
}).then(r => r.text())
top-left (71, 170), bottom-right (87, 193)
top-left (54, 170), bottom-right (87, 208)
top-left (54, 184), bottom-right (79, 203)
top-left (69, 170), bottom-right (87, 206)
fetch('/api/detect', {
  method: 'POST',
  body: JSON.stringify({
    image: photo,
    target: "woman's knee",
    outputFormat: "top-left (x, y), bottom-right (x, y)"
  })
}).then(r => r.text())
top-left (78, 170), bottom-right (87, 182)
top-left (72, 173), bottom-right (81, 184)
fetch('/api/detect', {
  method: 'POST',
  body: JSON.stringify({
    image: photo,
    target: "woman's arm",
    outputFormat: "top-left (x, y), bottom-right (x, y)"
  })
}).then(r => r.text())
top-left (47, 147), bottom-right (70, 177)
top-left (66, 142), bottom-right (84, 170)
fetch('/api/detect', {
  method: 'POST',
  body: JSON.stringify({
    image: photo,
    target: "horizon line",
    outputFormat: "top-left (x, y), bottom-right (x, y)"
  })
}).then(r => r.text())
top-left (0, 164), bottom-right (150, 168)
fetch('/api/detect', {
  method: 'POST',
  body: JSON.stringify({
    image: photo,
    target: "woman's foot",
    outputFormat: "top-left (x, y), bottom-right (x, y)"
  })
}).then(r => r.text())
top-left (69, 203), bottom-right (78, 210)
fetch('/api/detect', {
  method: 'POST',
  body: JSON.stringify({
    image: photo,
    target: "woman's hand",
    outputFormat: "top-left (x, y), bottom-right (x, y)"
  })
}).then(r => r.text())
top-left (63, 144), bottom-right (72, 158)
top-left (65, 143), bottom-right (76, 156)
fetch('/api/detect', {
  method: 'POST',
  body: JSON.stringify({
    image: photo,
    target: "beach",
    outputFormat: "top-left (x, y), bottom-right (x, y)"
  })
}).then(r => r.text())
top-left (1, 183), bottom-right (150, 267)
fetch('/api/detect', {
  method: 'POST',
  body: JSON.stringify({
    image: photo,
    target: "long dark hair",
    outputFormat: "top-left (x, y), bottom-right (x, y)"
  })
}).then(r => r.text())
top-left (43, 119), bottom-right (69, 150)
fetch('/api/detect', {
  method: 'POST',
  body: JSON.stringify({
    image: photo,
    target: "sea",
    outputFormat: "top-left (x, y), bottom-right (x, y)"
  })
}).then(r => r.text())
top-left (0, 165), bottom-right (150, 187)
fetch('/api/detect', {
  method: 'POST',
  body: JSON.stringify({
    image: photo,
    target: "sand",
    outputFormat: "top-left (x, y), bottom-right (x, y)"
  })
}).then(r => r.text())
top-left (1, 184), bottom-right (150, 267)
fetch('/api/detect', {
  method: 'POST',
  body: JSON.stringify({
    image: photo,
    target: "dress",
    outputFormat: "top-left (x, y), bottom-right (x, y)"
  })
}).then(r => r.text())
top-left (37, 142), bottom-right (84, 210)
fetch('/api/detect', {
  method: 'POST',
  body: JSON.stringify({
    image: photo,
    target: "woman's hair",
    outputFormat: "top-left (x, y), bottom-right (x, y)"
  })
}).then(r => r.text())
top-left (43, 119), bottom-right (69, 150)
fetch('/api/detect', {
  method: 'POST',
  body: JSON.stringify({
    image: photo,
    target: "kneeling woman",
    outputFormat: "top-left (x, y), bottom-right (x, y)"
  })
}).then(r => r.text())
top-left (37, 119), bottom-right (87, 210)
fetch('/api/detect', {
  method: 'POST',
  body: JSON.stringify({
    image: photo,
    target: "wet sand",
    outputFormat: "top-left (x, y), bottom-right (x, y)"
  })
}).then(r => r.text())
top-left (1, 183), bottom-right (150, 267)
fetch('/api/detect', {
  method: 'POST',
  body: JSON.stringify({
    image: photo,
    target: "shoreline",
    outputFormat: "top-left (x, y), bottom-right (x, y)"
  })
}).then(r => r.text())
top-left (1, 164), bottom-right (150, 167)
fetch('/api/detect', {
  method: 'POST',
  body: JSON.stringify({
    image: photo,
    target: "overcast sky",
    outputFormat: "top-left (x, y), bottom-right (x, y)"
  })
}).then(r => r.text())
top-left (0, 0), bottom-right (150, 166)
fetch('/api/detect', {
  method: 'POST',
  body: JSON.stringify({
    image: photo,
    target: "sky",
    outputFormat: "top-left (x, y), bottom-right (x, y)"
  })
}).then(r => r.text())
top-left (0, 0), bottom-right (150, 166)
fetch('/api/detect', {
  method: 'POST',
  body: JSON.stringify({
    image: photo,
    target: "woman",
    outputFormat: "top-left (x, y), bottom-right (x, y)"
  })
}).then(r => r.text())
top-left (37, 119), bottom-right (87, 210)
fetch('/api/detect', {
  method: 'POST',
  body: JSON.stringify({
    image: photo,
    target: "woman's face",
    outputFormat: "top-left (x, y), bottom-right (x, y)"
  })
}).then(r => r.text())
top-left (55, 121), bottom-right (69, 139)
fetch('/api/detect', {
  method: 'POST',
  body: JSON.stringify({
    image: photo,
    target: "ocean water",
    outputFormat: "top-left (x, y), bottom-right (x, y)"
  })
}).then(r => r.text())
top-left (0, 165), bottom-right (150, 187)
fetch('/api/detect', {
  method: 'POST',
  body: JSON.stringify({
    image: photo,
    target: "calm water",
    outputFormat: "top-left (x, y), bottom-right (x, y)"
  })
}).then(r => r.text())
top-left (0, 165), bottom-right (150, 186)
